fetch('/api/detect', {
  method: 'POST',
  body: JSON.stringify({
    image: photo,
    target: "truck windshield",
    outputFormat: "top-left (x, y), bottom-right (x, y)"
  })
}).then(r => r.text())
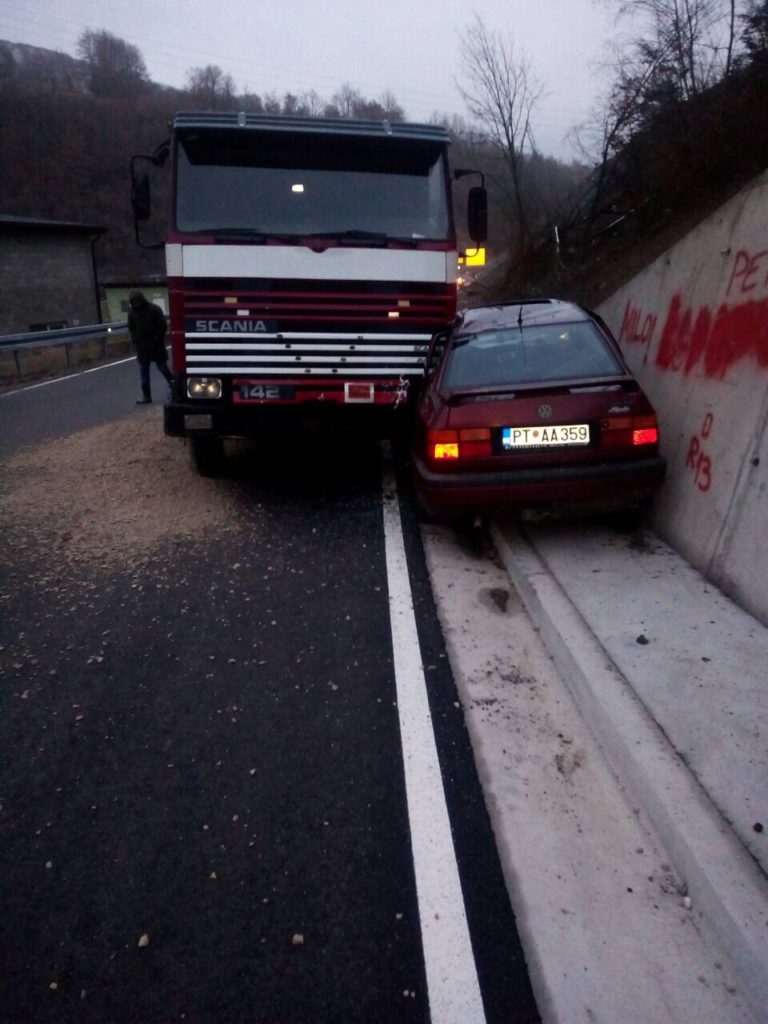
top-left (175, 130), bottom-right (451, 241)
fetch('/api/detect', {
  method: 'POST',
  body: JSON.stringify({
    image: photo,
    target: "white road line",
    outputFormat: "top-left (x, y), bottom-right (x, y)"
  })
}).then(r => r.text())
top-left (381, 466), bottom-right (486, 1024)
top-left (0, 357), bottom-right (135, 398)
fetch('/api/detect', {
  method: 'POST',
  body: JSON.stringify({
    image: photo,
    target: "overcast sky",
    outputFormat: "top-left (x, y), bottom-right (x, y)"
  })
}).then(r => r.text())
top-left (4, 0), bottom-right (620, 159)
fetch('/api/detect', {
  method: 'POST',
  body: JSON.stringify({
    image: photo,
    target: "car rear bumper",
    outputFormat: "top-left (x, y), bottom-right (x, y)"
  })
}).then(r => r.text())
top-left (413, 453), bottom-right (667, 516)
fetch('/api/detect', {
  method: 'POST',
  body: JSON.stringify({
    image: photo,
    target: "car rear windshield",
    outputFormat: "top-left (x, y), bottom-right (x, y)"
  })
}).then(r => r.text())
top-left (443, 320), bottom-right (624, 388)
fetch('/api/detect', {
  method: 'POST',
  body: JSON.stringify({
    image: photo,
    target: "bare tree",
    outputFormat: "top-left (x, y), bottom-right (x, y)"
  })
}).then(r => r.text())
top-left (564, 0), bottom-right (756, 265)
top-left (574, 1), bottom-right (748, 227)
top-left (77, 29), bottom-right (148, 98)
top-left (457, 15), bottom-right (542, 249)
top-left (601, 1), bottom-right (743, 98)
top-left (571, 38), bottom-right (667, 230)
top-left (329, 83), bottom-right (363, 118)
top-left (298, 89), bottom-right (325, 117)
top-left (324, 83), bottom-right (405, 121)
top-left (239, 90), bottom-right (265, 113)
top-left (262, 92), bottom-right (283, 115)
top-left (377, 90), bottom-right (406, 121)
top-left (576, 24), bottom-right (684, 159)
top-left (725, 0), bottom-right (738, 74)
top-left (185, 65), bottom-right (236, 109)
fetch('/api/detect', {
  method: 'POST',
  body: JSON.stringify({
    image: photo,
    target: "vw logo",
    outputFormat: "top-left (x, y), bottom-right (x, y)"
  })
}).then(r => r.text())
top-left (538, 404), bottom-right (553, 419)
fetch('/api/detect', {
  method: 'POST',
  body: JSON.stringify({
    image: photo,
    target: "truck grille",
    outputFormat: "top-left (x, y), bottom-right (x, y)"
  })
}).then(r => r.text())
top-left (178, 280), bottom-right (454, 377)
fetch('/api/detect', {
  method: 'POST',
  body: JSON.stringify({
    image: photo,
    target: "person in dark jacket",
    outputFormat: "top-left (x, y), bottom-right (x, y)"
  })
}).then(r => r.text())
top-left (127, 290), bottom-right (173, 404)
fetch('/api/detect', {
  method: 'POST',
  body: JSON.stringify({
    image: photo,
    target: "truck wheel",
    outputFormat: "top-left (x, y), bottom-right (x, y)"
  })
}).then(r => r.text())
top-left (189, 436), bottom-right (224, 477)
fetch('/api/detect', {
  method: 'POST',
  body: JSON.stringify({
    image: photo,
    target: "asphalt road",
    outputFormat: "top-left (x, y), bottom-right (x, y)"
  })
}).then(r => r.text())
top-left (0, 356), bottom-right (141, 458)
top-left (0, 364), bottom-right (539, 1023)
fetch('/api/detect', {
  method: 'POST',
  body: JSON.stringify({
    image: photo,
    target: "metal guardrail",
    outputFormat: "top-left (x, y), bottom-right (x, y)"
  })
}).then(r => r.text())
top-left (0, 321), bottom-right (129, 377)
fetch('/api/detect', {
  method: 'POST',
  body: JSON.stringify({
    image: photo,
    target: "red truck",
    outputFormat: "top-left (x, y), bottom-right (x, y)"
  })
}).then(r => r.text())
top-left (131, 112), bottom-right (486, 474)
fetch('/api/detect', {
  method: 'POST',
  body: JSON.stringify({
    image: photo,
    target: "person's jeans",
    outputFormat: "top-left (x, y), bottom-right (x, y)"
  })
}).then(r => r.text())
top-left (139, 358), bottom-right (173, 390)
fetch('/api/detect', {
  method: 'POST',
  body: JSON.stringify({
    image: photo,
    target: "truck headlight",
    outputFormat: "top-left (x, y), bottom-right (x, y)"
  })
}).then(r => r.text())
top-left (187, 377), bottom-right (222, 399)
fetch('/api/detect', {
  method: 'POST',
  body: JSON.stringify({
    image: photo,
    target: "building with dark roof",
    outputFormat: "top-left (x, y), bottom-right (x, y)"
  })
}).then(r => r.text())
top-left (0, 215), bottom-right (106, 334)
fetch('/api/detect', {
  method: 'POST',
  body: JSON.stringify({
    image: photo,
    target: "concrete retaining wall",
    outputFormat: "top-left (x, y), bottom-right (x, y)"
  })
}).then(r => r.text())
top-left (597, 171), bottom-right (768, 625)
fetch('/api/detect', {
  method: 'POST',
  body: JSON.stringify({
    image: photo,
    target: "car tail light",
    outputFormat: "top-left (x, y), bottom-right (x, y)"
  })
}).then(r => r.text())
top-left (427, 428), bottom-right (491, 460)
top-left (601, 415), bottom-right (659, 447)
top-left (429, 430), bottom-right (460, 459)
top-left (632, 426), bottom-right (658, 445)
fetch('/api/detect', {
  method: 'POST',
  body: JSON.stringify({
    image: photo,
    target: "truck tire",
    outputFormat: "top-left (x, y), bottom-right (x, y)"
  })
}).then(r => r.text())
top-left (189, 436), bottom-right (224, 477)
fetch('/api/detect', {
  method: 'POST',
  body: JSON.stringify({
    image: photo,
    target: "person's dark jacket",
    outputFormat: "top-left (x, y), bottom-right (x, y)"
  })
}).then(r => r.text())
top-left (128, 294), bottom-right (168, 362)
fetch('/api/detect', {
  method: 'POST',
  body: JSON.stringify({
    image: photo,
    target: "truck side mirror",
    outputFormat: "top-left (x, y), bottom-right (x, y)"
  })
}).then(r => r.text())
top-left (468, 186), bottom-right (488, 244)
top-left (131, 172), bottom-right (151, 222)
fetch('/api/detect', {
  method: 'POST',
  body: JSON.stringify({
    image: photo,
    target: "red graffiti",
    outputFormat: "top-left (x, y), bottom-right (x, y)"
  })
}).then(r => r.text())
top-left (656, 292), bottom-right (768, 378)
top-left (619, 301), bottom-right (657, 347)
top-left (726, 249), bottom-right (768, 298)
top-left (685, 413), bottom-right (714, 492)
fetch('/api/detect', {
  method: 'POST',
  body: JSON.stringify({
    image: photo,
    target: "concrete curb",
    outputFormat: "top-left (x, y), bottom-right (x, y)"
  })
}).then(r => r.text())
top-left (490, 521), bottom-right (768, 1019)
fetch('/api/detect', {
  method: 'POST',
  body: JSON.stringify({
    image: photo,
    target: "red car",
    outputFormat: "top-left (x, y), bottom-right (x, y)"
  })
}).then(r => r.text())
top-left (412, 299), bottom-right (666, 519)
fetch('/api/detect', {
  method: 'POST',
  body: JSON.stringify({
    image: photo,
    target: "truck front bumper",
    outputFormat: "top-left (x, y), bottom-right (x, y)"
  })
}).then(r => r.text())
top-left (164, 400), bottom-right (414, 440)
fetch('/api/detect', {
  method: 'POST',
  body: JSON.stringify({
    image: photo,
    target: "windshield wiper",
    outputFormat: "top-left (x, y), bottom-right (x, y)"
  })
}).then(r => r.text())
top-left (304, 229), bottom-right (427, 247)
top-left (200, 227), bottom-right (420, 248)
top-left (303, 229), bottom-right (388, 246)
top-left (202, 228), bottom-right (299, 244)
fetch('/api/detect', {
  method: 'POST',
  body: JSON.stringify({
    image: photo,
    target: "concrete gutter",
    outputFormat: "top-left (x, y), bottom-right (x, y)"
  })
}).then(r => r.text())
top-left (490, 520), bottom-right (768, 1020)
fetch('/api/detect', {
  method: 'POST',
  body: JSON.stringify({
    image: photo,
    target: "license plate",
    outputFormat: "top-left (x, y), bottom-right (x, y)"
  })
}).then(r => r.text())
top-left (234, 383), bottom-right (296, 402)
top-left (502, 423), bottom-right (590, 448)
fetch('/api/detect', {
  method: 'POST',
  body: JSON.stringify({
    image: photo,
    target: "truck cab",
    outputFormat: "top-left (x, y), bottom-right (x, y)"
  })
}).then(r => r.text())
top-left (131, 112), bottom-right (486, 473)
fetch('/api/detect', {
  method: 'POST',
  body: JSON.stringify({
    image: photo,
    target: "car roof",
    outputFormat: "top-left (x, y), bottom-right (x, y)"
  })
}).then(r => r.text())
top-left (456, 299), bottom-right (593, 336)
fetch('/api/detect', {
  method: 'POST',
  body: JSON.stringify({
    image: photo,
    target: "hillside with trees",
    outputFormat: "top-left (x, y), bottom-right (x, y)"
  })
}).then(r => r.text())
top-left (0, 32), bottom-right (418, 282)
top-left (2, 3), bottom-right (765, 305)
top-left (524, 0), bottom-right (768, 306)
top-left (0, 27), bottom-right (586, 288)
